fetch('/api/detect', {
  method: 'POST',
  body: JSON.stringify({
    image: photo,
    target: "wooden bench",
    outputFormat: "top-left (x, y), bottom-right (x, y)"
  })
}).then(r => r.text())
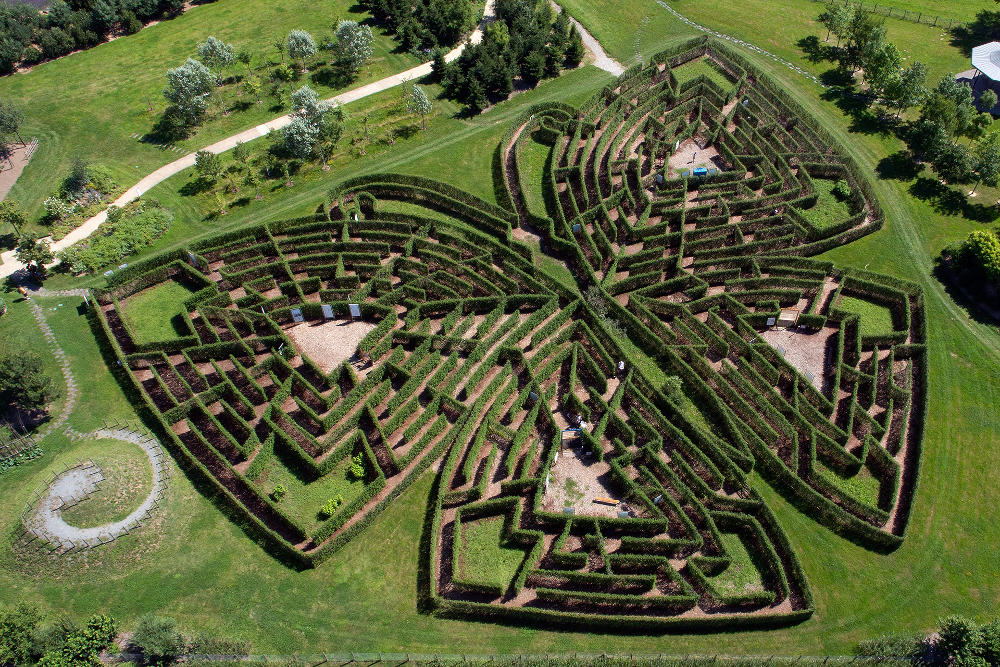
top-left (593, 497), bottom-right (619, 506)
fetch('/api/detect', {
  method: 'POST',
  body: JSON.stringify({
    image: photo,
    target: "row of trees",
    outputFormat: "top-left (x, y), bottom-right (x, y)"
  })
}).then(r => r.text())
top-left (0, 604), bottom-right (250, 667)
top-left (816, 2), bottom-right (1000, 192)
top-left (434, 0), bottom-right (584, 113)
top-left (162, 23), bottom-right (375, 134)
top-left (360, 0), bottom-right (475, 51)
top-left (0, 0), bottom-right (199, 75)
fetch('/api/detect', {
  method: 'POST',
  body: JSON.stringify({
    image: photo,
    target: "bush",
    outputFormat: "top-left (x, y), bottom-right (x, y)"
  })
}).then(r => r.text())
top-left (831, 179), bottom-right (851, 200)
top-left (319, 494), bottom-right (343, 518)
top-left (58, 202), bottom-right (173, 274)
top-left (272, 483), bottom-right (287, 501)
top-left (0, 349), bottom-right (57, 412)
top-left (348, 452), bottom-right (365, 480)
top-left (131, 615), bottom-right (182, 666)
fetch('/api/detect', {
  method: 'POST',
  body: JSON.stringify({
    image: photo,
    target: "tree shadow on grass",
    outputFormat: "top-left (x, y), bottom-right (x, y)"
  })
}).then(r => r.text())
top-left (796, 36), bottom-right (838, 65)
top-left (951, 10), bottom-right (1000, 58)
top-left (311, 64), bottom-right (355, 90)
top-left (178, 176), bottom-right (215, 197)
top-left (876, 150), bottom-right (924, 181)
top-left (909, 176), bottom-right (1000, 221)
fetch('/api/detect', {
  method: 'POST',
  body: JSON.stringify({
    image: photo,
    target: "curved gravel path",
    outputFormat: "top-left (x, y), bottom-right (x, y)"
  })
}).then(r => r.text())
top-left (26, 427), bottom-right (168, 547)
top-left (0, 0), bottom-right (497, 281)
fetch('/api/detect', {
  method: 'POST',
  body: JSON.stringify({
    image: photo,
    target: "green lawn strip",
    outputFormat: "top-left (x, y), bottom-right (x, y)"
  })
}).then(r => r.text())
top-left (796, 178), bottom-right (852, 231)
top-left (673, 57), bottom-right (733, 90)
top-left (59, 438), bottom-right (154, 529)
top-left (120, 279), bottom-right (199, 344)
top-left (708, 530), bottom-right (766, 596)
top-left (255, 453), bottom-right (367, 532)
top-left (458, 516), bottom-right (527, 590)
top-left (836, 295), bottom-right (897, 337)
top-left (813, 462), bottom-right (882, 510)
top-left (0, 0), bottom-right (427, 222)
top-left (518, 131), bottom-right (553, 219)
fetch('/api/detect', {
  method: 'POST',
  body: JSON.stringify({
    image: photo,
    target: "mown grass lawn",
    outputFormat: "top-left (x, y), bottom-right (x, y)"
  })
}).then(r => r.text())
top-left (458, 516), bottom-right (527, 590)
top-left (797, 178), bottom-right (853, 231)
top-left (709, 531), bottom-right (766, 597)
top-left (254, 453), bottom-right (368, 533)
top-left (673, 57), bottom-right (733, 90)
top-left (837, 295), bottom-right (898, 337)
top-left (120, 279), bottom-right (198, 344)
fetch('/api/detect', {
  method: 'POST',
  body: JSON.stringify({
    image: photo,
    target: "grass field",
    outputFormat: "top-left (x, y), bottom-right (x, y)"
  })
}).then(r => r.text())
top-left (815, 463), bottom-right (883, 509)
top-left (673, 57), bottom-right (733, 90)
top-left (457, 517), bottom-right (527, 591)
top-left (59, 438), bottom-right (154, 528)
top-left (120, 279), bottom-right (199, 343)
top-left (255, 453), bottom-right (368, 532)
top-left (0, 0), bottom-right (425, 223)
top-left (709, 531), bottom-right (766, 597)
top-left (837, 295), bottom-right (898, 337)
top-left (1, 0), bottom-right (1000, 657)
top-left (797, 178), bottom-right (854, 231)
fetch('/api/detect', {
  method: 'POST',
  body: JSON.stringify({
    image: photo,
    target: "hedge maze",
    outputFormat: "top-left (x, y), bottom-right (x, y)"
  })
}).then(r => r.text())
top-left (91, 38), bottom-right (926, 631)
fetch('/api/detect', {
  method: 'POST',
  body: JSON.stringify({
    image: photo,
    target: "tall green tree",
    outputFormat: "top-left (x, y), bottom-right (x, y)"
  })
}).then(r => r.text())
top-left (0, 604), bottom-right (41, 666)
top-left (972, 131), bottom-right (1000, 194)
top-left (15, 234), bottom-right (54, 273)
top-left (196, 36), bottom-right (236, 84)
top-left (0, 349), bottom-right (57, 412)
top-left (0, 200), bottom-right (25, 238)
top-left (0, 99), bottom-right (25, 145)
top-left (194, 150), bottom-right (222, 182)
top-left (564, 24), bottom-right (584, 67)
top-left (884, 61), bottom-right (928, 117)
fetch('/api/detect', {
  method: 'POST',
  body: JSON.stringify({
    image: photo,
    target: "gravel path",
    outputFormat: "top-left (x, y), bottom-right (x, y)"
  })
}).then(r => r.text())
top-left (25, 427), bottom-right (168, 548)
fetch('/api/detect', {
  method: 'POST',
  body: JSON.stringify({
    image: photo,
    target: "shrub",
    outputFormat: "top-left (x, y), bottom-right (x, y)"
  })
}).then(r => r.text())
top-left (0, 349), bottom-right (57, 412)
top-left (348, 453), bottom-right (365, 480)
top-left (272, 483), bottom-right (287, 501)
top-left (319, 494), bottom-right (343, 518)
top-left (131, 615), bottom-right (182, 666)
top-left (959, 229), bottom-right (1000, 285)
top-left (831, 179), bottom-right (851, 200)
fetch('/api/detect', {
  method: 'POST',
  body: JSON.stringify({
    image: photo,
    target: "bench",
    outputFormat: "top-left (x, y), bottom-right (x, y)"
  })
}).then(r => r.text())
top-left (593, 497), bottom-right (619, 506)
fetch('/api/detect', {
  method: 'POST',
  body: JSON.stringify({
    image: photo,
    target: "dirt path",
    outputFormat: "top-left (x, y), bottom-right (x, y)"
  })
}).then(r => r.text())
top-left (0, 141), bottom-right (36, 201)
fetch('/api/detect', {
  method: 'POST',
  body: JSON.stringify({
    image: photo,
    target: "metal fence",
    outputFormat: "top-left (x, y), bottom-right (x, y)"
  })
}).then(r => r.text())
top-left (808, 0), bottom-right (968, 31)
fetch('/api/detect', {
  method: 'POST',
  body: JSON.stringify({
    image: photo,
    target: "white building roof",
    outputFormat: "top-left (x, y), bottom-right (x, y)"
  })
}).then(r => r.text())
top-left (972, 42), bottom-right (1000, 81)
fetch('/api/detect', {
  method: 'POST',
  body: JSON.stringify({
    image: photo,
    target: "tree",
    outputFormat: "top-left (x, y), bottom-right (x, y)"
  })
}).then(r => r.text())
top-left (244, 169), bottom-right (262, 200)
top-left (0, 349), bottom-right (57, 412)
top-left (0, 200), bottom-right (25, 238)
top-left (285, 30), bottom-right (317, 72)
top-left (15, 234), bottom-right (54, 273)
top-left (862, 41), bottom-right (901, 100)
top-left (551, 9), bottom-right (570, 48)
top-left (818, 0), bottom-right (853, 45)
top-left (290, 85), bottom-right (330, 125)
top-left (883, 61), bottom-right (928, 117)
top-left (232, 141), bottom-right (250, 165)
top-left (194, 150), bottom-right (222, 182)
top-left (564, 24), bottom-right (584, 67)
top-left (523, 48), bottom-right (545, 84)
top-left (196, 36), bottom-right (235, 84)
top-left (406, 84), bottom-right (432, 130)
top-left (163, 58), bottom-right (214, 124)
top-left (972, 131), bottom-right (1000, 194)
top-left (932, 141), bottom-right (974, 183)
top-left (242, 73), bottom-right (262, 102)
top-left (430, 47), bottom-right (448, 82)
top-left (334, 20), bottom-right (374, 73)
top-left (0, 604), bottom-right (42, 667)
top-left (938, 616), bottom-right (986, 666)
top-left (282, 116), bottom-right (320, 158)
top-left (131, 615), bottom-right (182, 666)
top-left (980, 88), bottom-right (998, 113)
top-left (0, 99), bottom-right (25, 145)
